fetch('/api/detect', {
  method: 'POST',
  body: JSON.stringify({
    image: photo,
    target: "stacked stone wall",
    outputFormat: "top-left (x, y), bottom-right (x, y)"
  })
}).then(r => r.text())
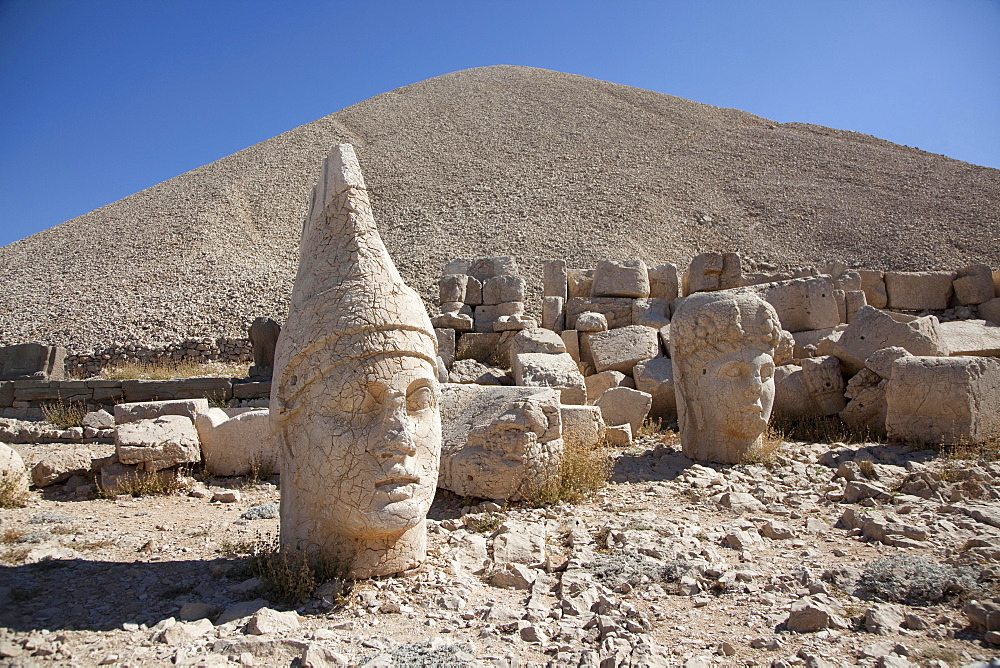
top-left (64, 337), bottom-right (253, 376)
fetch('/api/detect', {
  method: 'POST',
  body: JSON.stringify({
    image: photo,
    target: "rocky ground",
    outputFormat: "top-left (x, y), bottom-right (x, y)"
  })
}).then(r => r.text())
top-left (2, 431), bottom-right (1000, 667)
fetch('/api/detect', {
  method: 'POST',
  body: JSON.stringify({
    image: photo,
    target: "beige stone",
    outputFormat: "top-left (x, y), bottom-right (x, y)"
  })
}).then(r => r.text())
top-left (271, 144), bottom-right (440, 578)
top-left (857, 269), bottom-right (888, 309)
top-left (840, 369), bottom-right (887, 436)
top-left (682, 252), bottom-right (742, 296)
top-left (737, 275), bottom-right (840, 333)
top-left (474, 302), bottom-right (524, 333)
top-left (560, 330), bottom-right (580, 362)
top-left (493, 315), bottom-right (536, 332)
top-left (865, 346), bottom-right (911, 379)
top-left (574, 311), bottom-right (608, 333)
top-left (832, 306), bottom-right (946, 375)
top-left (30, 447), bottom-right (94, 487)
top-left (431, 312), bottom-right (473, 332)
top-left (543, 260), bottom-right (568, 300)
top-left (509, 328), bottom-right (566, 357)
top-left (0, 443), bottom-right (29, 501)
top-left (954, 264), bottom-right (995, 305)
top-left (512, 352), bottom-right (587, 405)
top-left (541, 296), bottom-right (565, 331)
top-left (886, 356), bottom-right (1000, 445)
top-left (438, 274), bottom-right (468, 304)
top-left (833, 271), bottom-right (861, 292)
top-left (885, 271), bottom-right (957, 311)
top-left (114, 398), bottom-right (209, 425)
top-left (633, 357), bottom-right (676, 421)
top-left (834, 289), bottom-right (846, 323)
top-left (939, 320), bottom-right (1000, 357)
top-left (591, 259), bottom-right (650, 298)
top-left (845, 290), bottom-right (867, 323)
top-left (482, 275), bottom-right (526, 305)
top-left (464, 275), bottom-right (483, 306)
top-left (670, 291), bottom-right (781, 464)
top-left (455, 331), bottom-right (516, 367)
top-left (566, 269), bottom-right (593, 299)
top-left (195, 408), bottom-right (276, 477)
top-left (604, 423), bottom-right (632, 446)
top-left (585, 325), bottom-right (659, 374)
top-left (115, 415), bottom-right (202, 471)
top-left (774, 329), bottom-right (795, 365)
top-left (595, 386), bottom-right (652, 436)
top-left (565, 297), bottom-right (633, 329)
top-left (791, 327), bottom-right (844, 359)
top-left (631, 298), bottom-right (670, 329)
top-left (560, 405), bottom-right (606, 450)
top-left (439, 384), bottom-right (562, 501)
top-left (980, 298), bottom-right (1000, 324)
top-left (584, 370), bottom-right (634, 404)
top-left (435, 328), bottom-right (456, 369)
top-left (469, 257), bottom-right (518, 282)
top-left (648, 263), bottom-right (679, 300)
top-left (772, 356), bottom-right (845, 420)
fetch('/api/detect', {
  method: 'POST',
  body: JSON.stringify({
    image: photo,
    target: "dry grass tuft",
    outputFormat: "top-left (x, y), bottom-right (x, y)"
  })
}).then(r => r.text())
top-left (522, 437), bottom-right (612, 507)
top-left (40, 400), bottom-right (88, 429)
top-left (770, 415), bottom-right (875, 445)
top-left (2, 528), bottom-right (25, 544)
top-left (0, 474), bottom-right (29, 509)
top-left (98, 360), bottom-right (250, 381)
top-left (740, 425), bottom-right (784, 465)
top-left (222, 535), bottom-right (348, 606)
top-left (935, 439), bottom-right (1000, 463)
top-left (98, 469), bottom-right (185, 498)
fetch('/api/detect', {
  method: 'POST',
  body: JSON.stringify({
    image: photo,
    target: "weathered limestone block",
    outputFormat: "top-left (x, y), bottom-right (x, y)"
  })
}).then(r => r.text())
top-left (585, 325), bottom-right (660, 374)
top-left (833, 271), bottom-right (862, 292)
top-left (857, 269), bottom-right (888, 309)
top-left (439, 301), bottom-right (472, 316)
top-left (271, 144), bottom-right (441, 578)
top-left (116, 415), bottom-right (202, 471)
top-left (939, 320), bottom-right (1000, 357)
top-left (0, 343), bottom-right (65, 381)
top-left (886, 356), bottom-right (1000, 445)
top-left (543, 260), bottom-right (568, 300)
top-left (114, 398), bottom-right (210, 425)
top-left (482, 275), bottom-right (526, 305)
top-left (431, 313), bottom-right (473, 332)
top-left (885, 271), bottom-right (957, 311)
top-left (0, 381), bottom-right (12, 408)
top-left (774, 329), bottom-right (795, 365)
top-left (981, 298), bottom-right (1000, 325)
top-left (31, 447), bottom-right (96, 487)
top-left (584, 370), bottom-right (634, 404)
top-left (592, 259), bottom-right (650, 298)
top-left (833, 306), bottom-right (946, 375)
top-left (435, 329), bottom-right (456, 370)
top-left (249, 317), bottom-right (281, 368)
top-left (465, 276), bottom-right (483, 306)
top-left (82, 409), bottom-right (115, 429)
top-left (595, 387), bottom-right (652, 436)
top-left (566, 269), bottom-right (594, 299)
top-left (493, 315), bottom-right (536, 332)
top-left (604, 423), bottom-right (632, 446)
top-left (834, 289), bottom-right (846, 323)
top-left (845, 290), bottom-right (867, 323)
top-left (657, 324), bottom-right (671, 354)
top-left (633, 357), bottom-right (676, 421)
top-left (792, 326), bottom-right (844, 359)
top-left (840, 368), bottom-right (887, 435)
top-left (670, 291), bottom-right (781, 464)
top-left (438, 274), bottom-right (469, 304)
top-left (233, 380), bottom-right (270, 400)
top-left (736, 275), bottom-right (841, 333)
top-left (469, 257), bottom-right (518, 282)
top-left (99, 461), bottom-right (177, 496)
top-left (512, 353), bottom-right (586, 405)
top-left (448, 359), bottom-right (512, 385)
top-left (439, 384), bottom-right (562, 501)
top-left (542, 296), bottom-right (565, 331)
top-left (0, 443), bottom-right (29, 501)
top-left (509, 328), bottom-right (566, 358)
top-left (574, 311), bottom-right (608, 333)
top-left (865, 346), bottom-right (911, 379)
top-left (443, 259), bottom-right (471, 275)
top-left (954, 264), bottom-right (995, 305)
top-left (566, 297), bottom-right (634, 330)
top-left (455, 332), bottom-right (516, 368)
top-left (632, 298), bottom-right (670, 329)
top-left (648, 263), bottom-right (679, 301)
top-left (121, 378), bottom-right (232, 403)
top-left (682, 252), bottom-right (742, 296)
top-left (474, 302), bottom-right (524, 333)
top-left (560, 405), bottom-right (606, 450)
top-left (560, 330), bottom-right (580, 362)
top-left (195, 408), bottom-right (276, 477)
top-left (772, 356), bottom-right (846, 420)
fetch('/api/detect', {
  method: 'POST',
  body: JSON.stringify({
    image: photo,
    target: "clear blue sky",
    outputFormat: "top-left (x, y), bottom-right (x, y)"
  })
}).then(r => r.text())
top-left (2, 0), bottom-right (998, 248)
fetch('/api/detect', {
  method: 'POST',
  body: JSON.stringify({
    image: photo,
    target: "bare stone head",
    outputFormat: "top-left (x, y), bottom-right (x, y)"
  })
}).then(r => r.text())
top-left (669, 291), bottom-right (781, 463)
top-left (272, 144), bottom-right (440, 577)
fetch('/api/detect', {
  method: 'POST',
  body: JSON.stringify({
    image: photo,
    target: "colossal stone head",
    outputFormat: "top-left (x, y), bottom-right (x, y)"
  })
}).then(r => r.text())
top-left (669, 291), bottom-right (781, 464)
top-left (272, 144), bottom-right (440, 578)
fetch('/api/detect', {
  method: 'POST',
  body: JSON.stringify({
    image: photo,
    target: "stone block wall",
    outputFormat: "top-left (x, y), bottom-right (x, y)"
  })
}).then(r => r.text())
top-left (64, 337), bottom-right (253, 376)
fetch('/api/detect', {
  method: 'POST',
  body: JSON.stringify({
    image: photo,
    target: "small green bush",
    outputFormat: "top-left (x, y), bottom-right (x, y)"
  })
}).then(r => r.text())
top-left (40, 400), bottom-right (87, 429)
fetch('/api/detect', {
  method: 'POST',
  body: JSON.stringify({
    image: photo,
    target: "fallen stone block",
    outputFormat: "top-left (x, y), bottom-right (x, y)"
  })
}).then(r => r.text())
top-left (773, 356), bottom-right (846, 420)
top-left (840, 369), bottom-right (888, 436)
top-left (865, 346), bottom-right (911, 379)
top-left (448, 359), bottom-right (512, 385)
top-left (980, 298), bottom-right (1000, 325)
top-left (435, 328), bottom-right (456, 369)
top-left (543, 260), bottom-right (568, 300)
top-left (648, 263), bottom-right (679, 300)
top-left (560, 405), bottom-right (606, 450)
top-left (939, 320), bottom-right (1000, 357)
top-left (0, 444), bottom-right (29, 502)
top-left (886, 355), bottom-right (1000, 445)
top-left (954, 264), bottom-right (995, 305)
top-left (115, 415), bottom-right (202, 471)
top-left (431, 312), bottom-right (473, 332)
top-left (832, 306), bottom-right (946, 375)
top-left (885, 271), bottom-right (957, 311)
top-left (792, 327), bottom-right (845, 359)
top-left (195, 408), bottom-right (276, 477)
top-left (786, 594), bottom-right (850, 632)
top-left (493, 315), bottom-right (537, 332)
top-left (482, 275), bottom-right (526, 305)
top-left (592, 259), bottom-right (650, 298)
top-left (584, 370), bottom-right (634, 403)
top-left (683, 252), bottom-right (742, 296)
top-left (455, 331), bottom-right (516, 367)
top-left (438, 274), bottom-right (469, 304)
top-left (633, 357), bottom-right (676, 421)
top-left (631, 298), bottom-right (670, 329)
top-left (30, 447), bottom-right (96, 487)
top-left (604, 423), bottom-right (632, 446)
top-left (584, 325), bottom-right (660, 374)
top-left (509, 328), bottom-right (566, 357)
top-left (82, 409), bottom-right (115, 429)
top-left (541, 296), bottom-right (565, 331)
top-left (439, 384), bottom-right (563, 501)
top-left (468, 256), bottom-right (518, 282)
top-left (566, 269), bottom-right (594, 298)
top-left (114, 398), bottom-right (209, 425)
top-left (594, 387), bottom-right (652, 436)
top-left (99, 461), bottom-right (178, 495)
top-left (565, 297), bottom-right (633, 330)
top-left (0, 343), bottom-right (65, 381)
top-left (560, 330), bottom-right (580, 361)
top-left (474, 302), bottom-right (524, 333)
top-left (511, 352), bottom-right (586, 405)
top-left (857, 269), bottom-right (888, 309)
top-left (737, 275), bottom-right (841, 333)
top-left (574, 311), bottom-right (608, 333)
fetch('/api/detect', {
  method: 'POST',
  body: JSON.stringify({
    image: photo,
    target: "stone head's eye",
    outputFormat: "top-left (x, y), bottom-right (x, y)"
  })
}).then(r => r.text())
top-left (760, 364), bottom-right (774, 381)
top-left (407, 385), bottom-right (434, 413)
top-left (723, 364), bottom-right (743, 378)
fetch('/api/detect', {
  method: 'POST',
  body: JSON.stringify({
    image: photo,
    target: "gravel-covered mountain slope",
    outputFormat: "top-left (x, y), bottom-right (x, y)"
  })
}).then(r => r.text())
top-left (2, 65), bottom-right (998, 351)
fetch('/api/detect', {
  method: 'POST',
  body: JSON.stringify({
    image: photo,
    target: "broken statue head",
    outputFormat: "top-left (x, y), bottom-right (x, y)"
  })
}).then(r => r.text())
top-left (669, 291), bottom-right (781, 464)
top-left (271, 144), bottom-right (440, 578)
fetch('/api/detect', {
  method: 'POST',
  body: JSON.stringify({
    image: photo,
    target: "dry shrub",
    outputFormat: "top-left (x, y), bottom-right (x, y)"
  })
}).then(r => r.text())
top-left (98, 469), bottom-right (184, 498)
top-left (739, 424), bottom-right (784, 465)
top-left (99, 360), bottom-right (250, 381)
top-left (0, 474), bottom-right (29, 509)
top-left (223, 535), bottom-right (348, 606)
top-left (936, 438), bottom-right (1000, 463)
top-left (522, 437), bottom-right (612, 507)
top-left (40, 400), bottom-right (87, 429)
top-left (2, 528), bottom-right (25, 544)
top-left (770, 415), bottom-right (874, 445)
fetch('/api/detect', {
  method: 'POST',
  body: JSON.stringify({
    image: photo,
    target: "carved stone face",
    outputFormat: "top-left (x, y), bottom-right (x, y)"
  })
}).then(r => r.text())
top-left (303, 355), bottom-right (441, 538)
top-left (689, 347), bottom-right (775, 439)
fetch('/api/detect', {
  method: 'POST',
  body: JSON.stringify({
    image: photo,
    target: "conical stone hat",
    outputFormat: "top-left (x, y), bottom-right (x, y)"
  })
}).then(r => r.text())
top-left (272, 143), bottom-right (437, 422)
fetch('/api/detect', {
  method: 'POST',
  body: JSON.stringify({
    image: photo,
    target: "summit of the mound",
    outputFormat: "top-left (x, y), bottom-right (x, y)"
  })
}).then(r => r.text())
top-left (2, 65), bottom-right (998, 351)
